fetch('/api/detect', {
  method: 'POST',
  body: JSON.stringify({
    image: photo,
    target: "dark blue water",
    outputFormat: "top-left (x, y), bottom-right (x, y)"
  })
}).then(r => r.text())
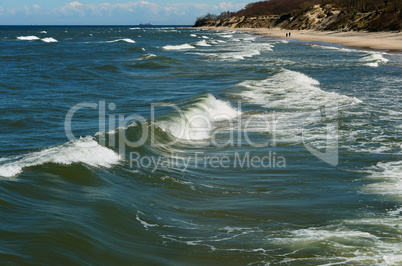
top-left (1, 26), bottom-right (401, 265)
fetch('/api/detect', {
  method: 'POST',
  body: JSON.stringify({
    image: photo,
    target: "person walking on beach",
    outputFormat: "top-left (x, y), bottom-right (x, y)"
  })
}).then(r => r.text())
top-left (286, 33), bottom-right (288, 38)
top-left (289, 32), bottom-right (291, 37)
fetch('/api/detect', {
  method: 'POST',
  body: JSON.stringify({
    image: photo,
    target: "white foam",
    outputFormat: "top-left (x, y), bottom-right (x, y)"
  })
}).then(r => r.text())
top-left (129, 27), bottom-right (141, 30)
top-left (106, 38), bottom-right (136, 43)
top-left (136, 211), bottom-right (159, 229)
top-left (360, 52), bottom-right (389, 67)
top-left (137, 53), bottom-right (156, 60)
top-left (17, 36), bottom-right (40, 41)
top-left (221, 34), bottom-right (233, 38)
top-left (41, 37), bottom-right (58, 43)
top-left (238, 69), bottom-right (362, 110)
top-left (362, 161), bottom-right (402, 200)
top-left (0, 137), bottom-right (121, 179)
top-left (311, 44), bottom-right (354, 52)
top-left (273, 223), bottom-right (402, 264)
top-left (156, 94), bottom-right (240, 141)
top-left (202, 36), bottom-right (209, 39)
top-left (39, 31), bottom-right (47, 34)
top-left (195, 40), bottom-right (211, 47)
top-left (162, 43), bottom-right (195, 50)
top-left (190, 34), bottom-right (197, 37)
top-left (207, 49), bottom-right (261, 60)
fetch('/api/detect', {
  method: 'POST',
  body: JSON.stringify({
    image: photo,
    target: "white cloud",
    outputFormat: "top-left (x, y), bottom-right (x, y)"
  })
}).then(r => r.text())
top-left (0, 1), bottom-right (247, 25)
top-left (52, 1), bottom-right (86, 16)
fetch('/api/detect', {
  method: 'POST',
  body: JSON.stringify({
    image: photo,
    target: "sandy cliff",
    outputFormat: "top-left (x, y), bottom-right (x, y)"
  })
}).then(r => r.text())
top-left (195, 4), bottom-right (402, 32)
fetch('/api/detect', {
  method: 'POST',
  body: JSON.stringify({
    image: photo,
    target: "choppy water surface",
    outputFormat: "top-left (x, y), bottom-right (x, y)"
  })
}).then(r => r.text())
top-left (0, 26), bottom-right (401, 265)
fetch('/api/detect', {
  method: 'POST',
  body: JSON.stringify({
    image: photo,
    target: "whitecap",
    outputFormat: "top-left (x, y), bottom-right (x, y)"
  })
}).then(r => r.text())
top-left (156, 94), bottom-right (240, 141)
top-left (106, 38), bottom-right (136, 43)
top-left (362, 160), bottom-right (402, 200)
top-left (137, 53), bottom-right (157, 60)
top-left (162, 43), bottom-right (195, 50)
top-left (360, 52), bottom-right (389, 67)
top-left (41, 37), bottom-right (58, 43)
top-left (195, 40), bottom-right (211, 47)
top-left (39, 31), bottom-right (47, 34)
top-left (0, 136), bottom-right (121, 179)
top-left (203, 49), bottom-right (261, 61)
top-left (17, 36), bottom-right (40, 41)
top-left (310, 44), bottom-right (355, 52)
top-left (238, 69), bottom-right (362, 110)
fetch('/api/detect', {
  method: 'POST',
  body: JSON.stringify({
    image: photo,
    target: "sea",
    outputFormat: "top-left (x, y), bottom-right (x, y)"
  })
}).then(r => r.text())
top-left (0, 26), bottom-right (401, 265)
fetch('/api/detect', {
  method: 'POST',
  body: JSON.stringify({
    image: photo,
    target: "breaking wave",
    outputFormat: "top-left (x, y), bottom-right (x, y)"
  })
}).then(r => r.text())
top-left (0, 137), bottom-right (121, 179)
top-left (155, 94), bottom-right (240, 141)
top-left (17, 36), bottom-right (40, 41)
top-left (360, 52), bottom-right (389, 67)
top-left (162, 43), bottom-right (196, 50)
top-left (238, 69), bottom-right (362, 110)
top-left (106, 38), bottom-right (136, 43)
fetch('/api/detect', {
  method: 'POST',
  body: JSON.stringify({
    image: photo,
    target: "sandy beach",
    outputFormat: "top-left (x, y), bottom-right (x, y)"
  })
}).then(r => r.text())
top-left (202, 26), bottom-right (402, 52)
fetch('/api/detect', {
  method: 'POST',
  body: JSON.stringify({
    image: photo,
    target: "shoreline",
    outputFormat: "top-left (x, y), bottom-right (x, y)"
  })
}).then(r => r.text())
top-left (200, 26), bottom-right (402, 53)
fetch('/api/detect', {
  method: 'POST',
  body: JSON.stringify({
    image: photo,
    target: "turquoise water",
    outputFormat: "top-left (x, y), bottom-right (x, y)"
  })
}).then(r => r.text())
top-left (0, 26), bottom-right (401, 265)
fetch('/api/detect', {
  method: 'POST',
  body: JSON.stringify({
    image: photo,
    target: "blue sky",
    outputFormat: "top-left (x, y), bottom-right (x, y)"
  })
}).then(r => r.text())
top-left (0, 1), bottom-right (247, 25)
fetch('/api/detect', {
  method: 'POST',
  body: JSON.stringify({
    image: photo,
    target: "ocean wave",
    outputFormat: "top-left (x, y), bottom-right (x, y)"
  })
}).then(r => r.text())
top-left (162, 43), bottom-right (195, 50)
top-left (362, 160), bottom-right (402, 201)
top-left (203, 49), bottom-right (261, 61)
top-left (41, 37), bottom-right (58, 43)
top-left (106, 38), bottom-right (136, 43)
top-left (360, 52), bottom-right (389, 67)
top-left (17, 36), bottom-right (40, 41)
top-left (137, 53), bottom-right (157, 60)
top-left (40, 31), bottom-right (47, 34)
top-left (238, 69), bottom-right (362, 110)
top-left (0, 137), bottom-right (121, 179)
top-left (310, 44), bottom-right (355, 52)
top-left (155, 94), bottom-right (240, 141)
top-left (272, 221), bottom-right (402, 265)
top-left (195, 40), bottom-right (211, 47)
top-left (190, 34), bottom-right (197, 37)
top-left (221, 34), bottom-right (233, 38)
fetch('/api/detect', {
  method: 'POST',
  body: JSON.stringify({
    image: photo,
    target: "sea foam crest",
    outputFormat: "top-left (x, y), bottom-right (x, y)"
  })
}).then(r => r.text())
top-left (360, 52), bottom-right (389, 67)
top-left (42, 37), bottom-right (58, 43)
top-left (195, 40), bottom-right (211, 47)
top-left (310, 44), bottom-right (355, 52)
top-left (239, 69), bottom-right (362, 110)
top-left (162, 43), bottom-right (195, 50)
top-left (273, 223), bottom-right (402, 264)
top-left (17, 36), bottom-right (40, 41)
top-left (156, 94), bottom-right (240, 141)
top-left (362, 160), bottom-right (402, 201)
top-left (0, 137), bottom-right (121, 179)
top-left (107, 38), bottom-right (136, 43)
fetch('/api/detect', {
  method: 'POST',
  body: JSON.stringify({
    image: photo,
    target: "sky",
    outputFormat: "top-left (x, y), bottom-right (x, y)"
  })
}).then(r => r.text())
top-left (0, 0), bottom-right (247, 25)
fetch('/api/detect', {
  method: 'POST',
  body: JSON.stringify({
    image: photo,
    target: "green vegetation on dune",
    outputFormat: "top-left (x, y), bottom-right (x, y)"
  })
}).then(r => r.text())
top-left (194, 0), bottom-right (402, 31)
